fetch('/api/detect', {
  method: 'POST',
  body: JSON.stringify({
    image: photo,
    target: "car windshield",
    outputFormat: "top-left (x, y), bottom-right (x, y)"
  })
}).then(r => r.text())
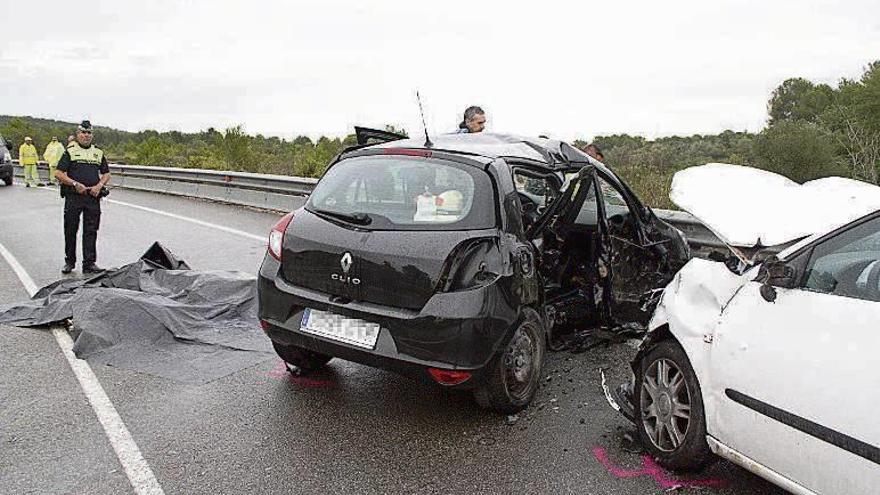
top-left (307, 155), bottom-right (496, 230)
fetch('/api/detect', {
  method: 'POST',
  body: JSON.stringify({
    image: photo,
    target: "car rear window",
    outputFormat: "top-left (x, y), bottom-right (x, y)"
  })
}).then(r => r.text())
top-left (307, 155), bottom-right (496, 230)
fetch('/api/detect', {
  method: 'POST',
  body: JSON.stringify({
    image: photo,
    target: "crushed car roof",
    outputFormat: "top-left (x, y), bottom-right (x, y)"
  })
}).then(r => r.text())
top-left (671, 163), bottom-right (880, 249)
top-left (369, 132), bottom-right (606, 170)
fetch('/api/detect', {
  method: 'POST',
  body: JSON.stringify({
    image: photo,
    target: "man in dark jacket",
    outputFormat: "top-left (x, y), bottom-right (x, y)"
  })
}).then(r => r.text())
top-left (455, 106), bottom-right (487, 133)
top-left (55, 120), bottom-right (111, 274)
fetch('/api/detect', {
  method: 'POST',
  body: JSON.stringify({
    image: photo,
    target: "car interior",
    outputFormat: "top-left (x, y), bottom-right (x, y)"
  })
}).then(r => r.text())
top-left (802, 217), bottom-right (880, 302)
top-left (513, 169), bottom-right (642, 333)
top-left (804, 251), bottom-right (880, 302)
top-left (313, 161), bottom-right (474, 225)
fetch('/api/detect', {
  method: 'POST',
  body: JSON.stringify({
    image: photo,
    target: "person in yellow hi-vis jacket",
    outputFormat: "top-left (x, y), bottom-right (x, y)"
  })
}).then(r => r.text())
top-left (43, 137), bottom-right (65, 185)
top-left (19, 137), bottom-right (43, 187)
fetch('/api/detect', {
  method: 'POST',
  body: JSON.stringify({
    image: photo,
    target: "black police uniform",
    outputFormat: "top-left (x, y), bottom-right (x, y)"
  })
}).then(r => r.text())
top-left (57, 142), bottom-right (109, 268)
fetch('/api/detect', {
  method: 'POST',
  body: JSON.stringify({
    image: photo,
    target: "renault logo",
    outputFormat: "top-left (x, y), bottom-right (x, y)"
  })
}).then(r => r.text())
top-left (332, 252), bottom-right (360, 285)
top-left (340, 252), bottom-right (353, 273)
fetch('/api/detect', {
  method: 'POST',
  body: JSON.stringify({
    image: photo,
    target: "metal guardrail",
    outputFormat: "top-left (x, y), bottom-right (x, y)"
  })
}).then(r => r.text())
top-left (10, 160), bottom-right (317, 212)
top-left (10, 160), bottom-right (731, 253)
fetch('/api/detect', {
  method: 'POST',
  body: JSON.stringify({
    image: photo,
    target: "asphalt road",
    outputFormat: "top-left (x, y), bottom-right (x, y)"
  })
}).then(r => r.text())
top-left (0, 182), bottom-right (785, 494)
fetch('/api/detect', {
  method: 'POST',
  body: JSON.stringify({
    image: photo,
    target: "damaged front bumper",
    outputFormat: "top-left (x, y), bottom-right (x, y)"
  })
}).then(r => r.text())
top-left (601, 367), bottom-right (637, 423)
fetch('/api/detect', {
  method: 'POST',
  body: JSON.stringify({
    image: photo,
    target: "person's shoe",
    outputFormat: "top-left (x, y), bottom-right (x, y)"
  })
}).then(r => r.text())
top-left (61, 263), bottom-right (75, 274)
top-left (82, 264), bottom-right (105, 274)
top-left (36, 182), bottom-right (45, 187)
top-left (25, 183), bottom-right (31, 188)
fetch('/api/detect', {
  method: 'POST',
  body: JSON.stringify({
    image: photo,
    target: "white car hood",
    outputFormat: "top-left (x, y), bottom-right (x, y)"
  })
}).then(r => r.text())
top-left (670, 163), bottom-right (880, 249)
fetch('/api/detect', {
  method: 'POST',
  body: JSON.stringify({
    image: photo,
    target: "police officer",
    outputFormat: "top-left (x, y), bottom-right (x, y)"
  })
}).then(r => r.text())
top-left (55, 121), bottom-right (111, 274)
top-left (43, 137), bottom-right (65, 186)
top-left (19, 137), bottom-right (42, 187)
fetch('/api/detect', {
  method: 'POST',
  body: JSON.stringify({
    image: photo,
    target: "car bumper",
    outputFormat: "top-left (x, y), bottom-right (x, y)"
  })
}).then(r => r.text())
top-left (257, 255), bottom-right (521, 389)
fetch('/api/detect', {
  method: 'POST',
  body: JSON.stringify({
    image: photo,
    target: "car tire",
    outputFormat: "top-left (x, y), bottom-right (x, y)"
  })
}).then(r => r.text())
top-left (634, 339), bottom-right (713, 471)
top-left (474, 308), bottom-right (546, 414)
top-left (272, 342), bottom-right (332, 374)
top-left (3, 177), bottom-right (11, 186)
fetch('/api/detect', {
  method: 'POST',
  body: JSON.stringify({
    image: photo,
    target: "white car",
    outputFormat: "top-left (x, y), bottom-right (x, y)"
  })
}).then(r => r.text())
top-left (608, 164), bottom-right (880, 495)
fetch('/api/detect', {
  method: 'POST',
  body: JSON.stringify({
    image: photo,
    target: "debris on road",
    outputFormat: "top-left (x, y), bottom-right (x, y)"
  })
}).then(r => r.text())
top-left (0, 242), bottom-right (273, 383)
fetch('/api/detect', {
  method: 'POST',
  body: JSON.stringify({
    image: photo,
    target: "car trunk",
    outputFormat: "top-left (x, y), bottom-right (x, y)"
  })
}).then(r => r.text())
top-left (281, 210), bottom-right (496, 310)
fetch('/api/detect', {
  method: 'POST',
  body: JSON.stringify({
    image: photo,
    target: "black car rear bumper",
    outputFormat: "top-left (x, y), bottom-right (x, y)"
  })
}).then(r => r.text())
top-left (257, 255), bottom-right (521, 389)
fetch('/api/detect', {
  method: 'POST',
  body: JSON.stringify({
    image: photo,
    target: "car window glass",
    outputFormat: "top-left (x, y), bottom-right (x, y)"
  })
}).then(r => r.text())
top-left (308, 155), bottom-right (495, 230)
top-left (802, 216), bottom-right (880, 302)
top-left (513, 171), bottom-right (554, 207)
top-left (597, 176), bottom-right (632, 218)
top-left (571, 177), bottom-right (599, 227)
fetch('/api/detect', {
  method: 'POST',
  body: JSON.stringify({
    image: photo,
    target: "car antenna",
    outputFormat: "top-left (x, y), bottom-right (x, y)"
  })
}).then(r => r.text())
top-left (416, 90), bottom-right (433, 149)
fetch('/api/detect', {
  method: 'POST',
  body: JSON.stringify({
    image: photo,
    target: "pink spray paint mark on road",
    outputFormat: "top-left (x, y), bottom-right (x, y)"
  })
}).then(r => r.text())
top-left (264, 360), bottom-right (333, 388)
top-left (593, 447), bottom-right (726, 489)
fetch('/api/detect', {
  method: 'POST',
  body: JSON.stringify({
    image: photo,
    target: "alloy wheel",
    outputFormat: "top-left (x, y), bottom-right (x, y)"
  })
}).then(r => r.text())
top-left (640, 358), bottom-right (692, 452)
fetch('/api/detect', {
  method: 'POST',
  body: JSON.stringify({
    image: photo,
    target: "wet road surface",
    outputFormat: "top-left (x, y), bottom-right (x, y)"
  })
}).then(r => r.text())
top-left (0, 183), bottom-right (784, 494)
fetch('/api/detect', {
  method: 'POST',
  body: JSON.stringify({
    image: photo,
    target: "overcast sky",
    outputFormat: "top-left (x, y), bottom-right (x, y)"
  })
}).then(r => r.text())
top-left (2, 0), bottom-right (878, 141)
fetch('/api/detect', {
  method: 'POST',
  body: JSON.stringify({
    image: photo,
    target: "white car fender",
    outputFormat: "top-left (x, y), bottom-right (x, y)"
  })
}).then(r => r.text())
top-left (646, 258), bottom-right (750, 410)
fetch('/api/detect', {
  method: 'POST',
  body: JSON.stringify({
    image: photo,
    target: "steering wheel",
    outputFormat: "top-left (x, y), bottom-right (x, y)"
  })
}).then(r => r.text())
top-left (606, 213), bottom-right (631, 238)
top-left (518, 192), bottom-right (540, 227)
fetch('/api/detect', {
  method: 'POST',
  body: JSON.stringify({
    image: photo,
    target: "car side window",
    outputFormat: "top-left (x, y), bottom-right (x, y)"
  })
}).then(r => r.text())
top-left (593, 175), bottom-right (637, 240)
top-left (572, 175), bottom-right (634, 229)
top-left (802, 216), bottom-right (880, 302)
top-left (513, 171), bottom-right (554, 208)
top-left (573, 178), bottom-right (599, 227)
top-left (596, 176), bottom-right (631, 217)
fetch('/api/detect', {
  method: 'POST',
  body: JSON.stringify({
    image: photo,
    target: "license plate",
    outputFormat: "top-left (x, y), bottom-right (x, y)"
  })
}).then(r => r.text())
top-left (299, 308), bottom-right (381, 350)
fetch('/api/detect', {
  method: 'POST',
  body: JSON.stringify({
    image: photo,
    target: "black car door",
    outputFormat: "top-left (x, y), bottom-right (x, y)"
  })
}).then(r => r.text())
top-left (592, 172), bottom-right (674, 324)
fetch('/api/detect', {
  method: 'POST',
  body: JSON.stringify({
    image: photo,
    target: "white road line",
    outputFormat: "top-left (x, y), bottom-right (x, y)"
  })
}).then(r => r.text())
top-left (25, 184), bottom-right (266, 242)
top-left (0, 241), bottom-right (165, 495)
top-left (106, 199), bottom-right (265, 242)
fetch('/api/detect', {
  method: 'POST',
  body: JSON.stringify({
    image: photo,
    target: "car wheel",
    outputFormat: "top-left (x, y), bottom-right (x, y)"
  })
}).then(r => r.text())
top-left (3, 177), bottom-right (11, 186)
top-left (634, 339), bottom-right (713, 471)
top-left (272, 342), bottom-right (332, 374)
top-left (474, 308), bottom-right (545, 414)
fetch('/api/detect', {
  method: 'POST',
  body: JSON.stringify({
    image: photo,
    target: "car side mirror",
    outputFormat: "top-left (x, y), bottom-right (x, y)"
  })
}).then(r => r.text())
top-left (4, 143), bottom-right (11, 151)
top-left (759, 256), bottom-right (798, 302)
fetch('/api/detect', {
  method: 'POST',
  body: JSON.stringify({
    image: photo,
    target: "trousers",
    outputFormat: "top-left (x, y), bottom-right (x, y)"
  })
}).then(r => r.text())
top-left (64, 193), bottom-right (102, 265)
top-left (48, 163), bottom-right (58, 184)
top-left (23, 164), bottom-right (39, 185)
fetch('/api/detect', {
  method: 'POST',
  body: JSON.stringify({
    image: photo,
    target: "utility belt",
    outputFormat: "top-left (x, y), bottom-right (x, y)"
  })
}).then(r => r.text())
top-left (60, 184), bottom-right (110, 199)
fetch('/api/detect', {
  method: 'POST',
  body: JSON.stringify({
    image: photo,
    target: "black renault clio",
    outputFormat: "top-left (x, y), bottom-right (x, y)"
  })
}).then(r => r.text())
top-left (258, 131), bottom-right (689, 413)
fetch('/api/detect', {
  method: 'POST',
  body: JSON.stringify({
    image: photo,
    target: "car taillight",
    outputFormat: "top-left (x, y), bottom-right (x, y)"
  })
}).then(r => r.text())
top-left (428, 368), bottom-right (472, 386)
top-left (268, 212), bottom-right (295, 261)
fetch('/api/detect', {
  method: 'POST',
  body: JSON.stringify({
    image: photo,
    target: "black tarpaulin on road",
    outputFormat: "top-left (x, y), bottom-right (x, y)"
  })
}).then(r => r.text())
top-left (0, 242), bottom-right (274, 383)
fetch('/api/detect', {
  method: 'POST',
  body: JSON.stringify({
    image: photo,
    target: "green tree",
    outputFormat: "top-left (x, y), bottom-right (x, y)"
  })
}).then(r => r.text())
top-left (768, 78), bottom-right (835, 125)
top-left (1, 117), bottom-right (32, 157)
top-left (753, 120), bottom-right (843, 182)
top-left (218, 125), bottom-right (253, 171)
top-left (383, 124), bottom-right (408, 137)
top-left (293, 135), bottom-right (313, 146)
top-left (850, 62), bottom-right (880, 134)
